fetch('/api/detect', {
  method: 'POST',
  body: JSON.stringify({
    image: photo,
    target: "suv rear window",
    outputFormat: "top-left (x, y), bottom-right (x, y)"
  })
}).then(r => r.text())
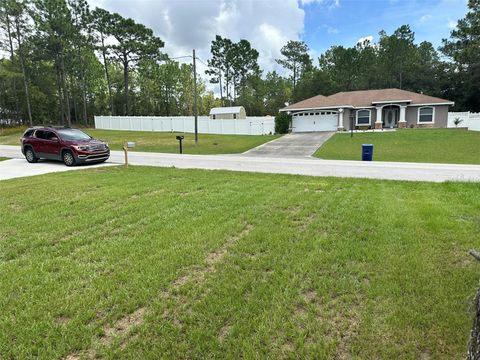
top-left (35, 130), bottom-right (47, 139)
top-left (23, 129), bottom-right (34, 137)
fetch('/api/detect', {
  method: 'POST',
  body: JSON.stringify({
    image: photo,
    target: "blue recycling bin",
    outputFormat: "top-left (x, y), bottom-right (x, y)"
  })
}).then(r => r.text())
top-left (362, 144), bottom-right (374, 161)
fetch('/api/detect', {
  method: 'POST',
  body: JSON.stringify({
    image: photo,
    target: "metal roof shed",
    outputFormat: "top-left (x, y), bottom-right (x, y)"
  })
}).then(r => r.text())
top-left (209, 106), bottom-right (246, 120)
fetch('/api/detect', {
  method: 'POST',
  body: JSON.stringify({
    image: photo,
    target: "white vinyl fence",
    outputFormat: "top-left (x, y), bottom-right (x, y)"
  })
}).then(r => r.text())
top-left (94, 116), bottom-right (275, 135)
top-left (448, 111), bottom-right (480, 131)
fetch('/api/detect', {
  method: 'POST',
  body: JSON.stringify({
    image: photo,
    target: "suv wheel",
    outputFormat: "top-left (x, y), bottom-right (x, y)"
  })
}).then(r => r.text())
top-left (62, 150), bottom-right (76, 166)
top-left (25, 147), bottom-right (38, 163)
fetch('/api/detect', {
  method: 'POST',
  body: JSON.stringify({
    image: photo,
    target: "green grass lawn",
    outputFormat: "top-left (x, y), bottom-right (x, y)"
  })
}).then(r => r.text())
top-left (315, 128), bottom-right (480, 164)
top-left (1, 167), bottom-right (479, 359)
top-left (0, 127), bottom-right (279, 154)
top-left (0, 157), bottom-right (8, 161)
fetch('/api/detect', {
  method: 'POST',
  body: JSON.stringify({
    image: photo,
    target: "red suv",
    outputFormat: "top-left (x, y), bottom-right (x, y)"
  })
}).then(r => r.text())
top-left (21, 126), bottom-right (110, 166)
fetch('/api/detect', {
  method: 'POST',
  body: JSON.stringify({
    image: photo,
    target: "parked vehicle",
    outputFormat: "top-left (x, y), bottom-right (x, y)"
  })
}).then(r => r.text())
top-left (21, 126), bottom-right (110, 166)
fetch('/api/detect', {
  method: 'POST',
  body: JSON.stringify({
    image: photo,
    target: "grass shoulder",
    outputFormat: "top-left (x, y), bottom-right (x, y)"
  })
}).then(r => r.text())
top-left (314, 128), bottom-right (480, 164)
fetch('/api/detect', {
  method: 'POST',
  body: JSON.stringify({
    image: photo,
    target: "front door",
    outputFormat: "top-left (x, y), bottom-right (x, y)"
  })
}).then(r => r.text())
top-left (384, 108), bottom-right (398, 128)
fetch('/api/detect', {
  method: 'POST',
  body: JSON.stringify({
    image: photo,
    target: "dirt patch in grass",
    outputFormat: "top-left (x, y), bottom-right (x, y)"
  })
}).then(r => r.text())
top-left (219, 323), bottom-right (231, 341)
top-left (55, 315), bottom-right (70, 325)
top-left (62, 349), bottom-right (95, 360)
top-left (8, 203), bottom-right (23, 212)
top-left (294, 288), bottom-right (362, 358)
top-left (169, 223), bottom-right (254, 293)
top-left (102, 307), bottom-right (146, 345)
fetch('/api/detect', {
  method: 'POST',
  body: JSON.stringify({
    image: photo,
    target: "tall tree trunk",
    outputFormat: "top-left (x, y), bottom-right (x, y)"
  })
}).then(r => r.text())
top-left (233, 77), bottom-right (236, 104)
top-left (165, 84), bottom-right (170, 116)
top-left (293, 61), bottom-right (297, 91)
top-left (5, 14), bottom-right (20, 123)
top-left (14, 16), bottom-right (32, 126)
top-left (72, 92), bottom-right (78, 124)
top-left (55, 59), bottom-right (65, 125)
top-left (218, 68), bottom-right (223, 105)
top-left (81, 70), bottom-right (88, 125)
top-left (100, 34), bottom-right (114, 115)
top-left (77, 50), bottom-right (88, 126)
top-left (60, 55), bottom-right (71, 126)
top-left (225, 67), bottom-right (230, 105)
top-left (123, 54), bottom-right (129, 116)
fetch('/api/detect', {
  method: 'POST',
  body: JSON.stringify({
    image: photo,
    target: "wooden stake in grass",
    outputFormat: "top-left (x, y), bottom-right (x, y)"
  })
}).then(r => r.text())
top-left (123, 141), bottom-right (135, 167)
top-left (123, 142), bottom-right (128, 168)
top-left (468, 249), bottom-right (480, 360)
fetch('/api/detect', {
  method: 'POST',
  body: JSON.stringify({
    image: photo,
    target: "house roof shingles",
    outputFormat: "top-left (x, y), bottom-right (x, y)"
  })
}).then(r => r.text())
top-left (282, 88), bottom-right (453, 111)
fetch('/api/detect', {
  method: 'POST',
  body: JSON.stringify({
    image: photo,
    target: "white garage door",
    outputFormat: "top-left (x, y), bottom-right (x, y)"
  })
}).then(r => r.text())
top-left (292, 112), bottom-right (338, 132)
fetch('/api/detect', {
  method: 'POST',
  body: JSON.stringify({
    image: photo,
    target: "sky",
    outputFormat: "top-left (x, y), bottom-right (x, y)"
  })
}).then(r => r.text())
top-left (87, 0), bottom-right (469, 85)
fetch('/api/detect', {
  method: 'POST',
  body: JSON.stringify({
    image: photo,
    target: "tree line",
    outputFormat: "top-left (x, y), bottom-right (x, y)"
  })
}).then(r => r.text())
top-left (0, 0), bottom-right (218, 126)
top-left (0, 0), bottom-right (479, 127)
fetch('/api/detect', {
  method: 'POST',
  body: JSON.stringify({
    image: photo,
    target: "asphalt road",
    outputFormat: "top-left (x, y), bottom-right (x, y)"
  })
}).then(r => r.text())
top-left (1, 145), bottom-right (480, 182)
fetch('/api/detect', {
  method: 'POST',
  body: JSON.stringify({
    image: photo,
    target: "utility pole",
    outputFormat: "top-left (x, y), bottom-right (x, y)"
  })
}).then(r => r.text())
top-left (193, 49), bottom-right (198, 144)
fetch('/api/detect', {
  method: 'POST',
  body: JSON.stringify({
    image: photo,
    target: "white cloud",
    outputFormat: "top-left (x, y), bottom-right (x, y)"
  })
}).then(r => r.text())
top-left (419, 14), bottom-right (432, 23)
top-left (299, 0), bottom-right (340, 8)
top-left (448, 19), bottom-right (457, 29)
top-left (88, 0), bottom-right (305, 81)
top-left (357, 35), bottom-right (374, 45)
top-left (322, 24), bottom-right (339, 34)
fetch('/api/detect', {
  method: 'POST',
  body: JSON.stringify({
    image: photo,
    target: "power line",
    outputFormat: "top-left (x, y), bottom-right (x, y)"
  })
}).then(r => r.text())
top-left (168, 55), bottom-right (192, 60)
top-left (194, 57), bottom-right (208, 67)
top-left (168, 55), bottom-right (208, 67)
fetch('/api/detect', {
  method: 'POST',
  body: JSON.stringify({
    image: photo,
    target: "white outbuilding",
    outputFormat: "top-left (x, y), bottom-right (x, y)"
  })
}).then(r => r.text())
top-left (209, 106), bottom-right (246, 120)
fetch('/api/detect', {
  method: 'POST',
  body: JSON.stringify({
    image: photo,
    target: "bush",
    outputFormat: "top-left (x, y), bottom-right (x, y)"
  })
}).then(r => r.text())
top-left (275, 112), bottom-right (291, 134)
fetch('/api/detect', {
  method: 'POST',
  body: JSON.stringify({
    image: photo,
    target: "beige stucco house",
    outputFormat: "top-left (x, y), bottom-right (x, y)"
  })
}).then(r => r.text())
top-left (209, 106), bottom-right (246, 120)
top-left (280, 88), bottom-right (454, 132)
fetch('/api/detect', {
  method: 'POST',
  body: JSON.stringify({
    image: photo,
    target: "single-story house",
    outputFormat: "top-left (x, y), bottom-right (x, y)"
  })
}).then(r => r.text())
top-left (280, 88), bottom-right (454, 132)
top-left (209, 106), bottom-right (246, 120)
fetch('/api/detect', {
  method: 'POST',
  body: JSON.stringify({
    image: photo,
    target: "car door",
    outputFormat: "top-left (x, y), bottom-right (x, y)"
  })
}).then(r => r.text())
top-left (43, 130), bottom-right (62, 160)
top-left (32, 130), bottom-right (48, 156)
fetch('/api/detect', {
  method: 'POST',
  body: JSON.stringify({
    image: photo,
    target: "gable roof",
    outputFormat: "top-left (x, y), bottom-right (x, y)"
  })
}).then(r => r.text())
top-left (282, 88), bottom-right (454, 111)
top-left (210, 106), bottom-right (245, 115)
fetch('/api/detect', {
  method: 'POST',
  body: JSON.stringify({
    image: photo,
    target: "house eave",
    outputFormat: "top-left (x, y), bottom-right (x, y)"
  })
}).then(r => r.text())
top-left (371, 99), bottom-right (412, 104)
top-left (279, 105), bottom-right (354, 112)
top-left (409, 102), bottom-right (455, 106)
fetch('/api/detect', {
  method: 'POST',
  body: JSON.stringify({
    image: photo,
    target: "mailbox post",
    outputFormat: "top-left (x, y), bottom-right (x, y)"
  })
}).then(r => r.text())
top-left (176, 135), bottom-right (184, 154)
top-left (123, 141), bottom-right (136, 167)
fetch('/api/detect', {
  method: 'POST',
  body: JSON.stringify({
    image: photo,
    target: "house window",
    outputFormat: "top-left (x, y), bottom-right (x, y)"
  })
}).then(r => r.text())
top-left (418, 106), bottom-right (434, 123)
top-left (356, 109), bottom-right (371, 125)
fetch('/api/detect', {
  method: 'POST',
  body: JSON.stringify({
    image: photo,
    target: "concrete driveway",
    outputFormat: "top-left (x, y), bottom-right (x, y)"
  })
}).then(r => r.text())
top-left (242, 132), bottom-right (334, 158)
top-left (2, 145), bottom-right (480, 183)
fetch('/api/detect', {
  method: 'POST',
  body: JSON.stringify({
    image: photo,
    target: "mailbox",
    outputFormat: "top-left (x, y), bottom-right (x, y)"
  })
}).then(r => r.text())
top-left (176, 135), bottom-right (185, 154)
top-left (127, 142), bottom-right (136, 148)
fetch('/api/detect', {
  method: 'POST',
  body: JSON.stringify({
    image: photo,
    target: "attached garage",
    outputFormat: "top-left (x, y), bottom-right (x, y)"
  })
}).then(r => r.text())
top-left (291, 111), bottom-right (338, 132)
